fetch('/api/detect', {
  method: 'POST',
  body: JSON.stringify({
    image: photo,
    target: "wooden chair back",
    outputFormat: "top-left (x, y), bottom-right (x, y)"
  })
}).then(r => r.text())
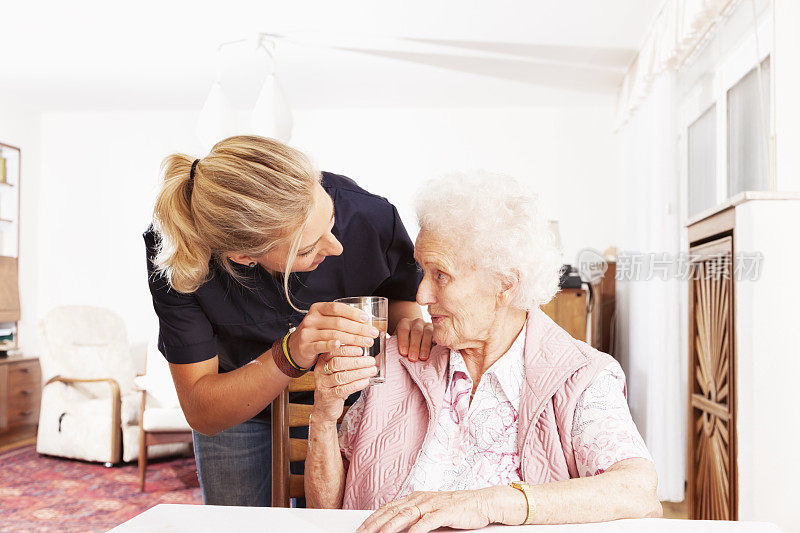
top-left (271, 373), bottom-right (315, 507)
top-left (271, 372), bottom-right (350, 507)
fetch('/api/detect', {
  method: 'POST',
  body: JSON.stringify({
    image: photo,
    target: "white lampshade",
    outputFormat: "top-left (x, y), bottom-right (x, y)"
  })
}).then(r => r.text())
top-left (548, 220), bottom-right (562, 251)
top-left (548, 219), bottom-right (566, 265)
top-left (250, 73), bottom-right (293, 142)
top-left (196, 81), bottom-right (237, 152)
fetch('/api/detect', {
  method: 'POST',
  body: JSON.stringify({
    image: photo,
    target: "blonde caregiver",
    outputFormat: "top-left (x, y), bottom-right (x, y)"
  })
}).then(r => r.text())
top-left (145, 135), bottom-right (433, 506)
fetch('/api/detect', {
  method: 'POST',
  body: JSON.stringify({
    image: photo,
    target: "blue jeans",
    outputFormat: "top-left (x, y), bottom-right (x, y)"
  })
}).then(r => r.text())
top-left (192, 417), bottom-right (308, 507)
top-left (193, 417), bottom-right (272, 506)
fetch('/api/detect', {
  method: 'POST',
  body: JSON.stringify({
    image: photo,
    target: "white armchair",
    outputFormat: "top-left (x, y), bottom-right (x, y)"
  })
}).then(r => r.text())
top-left (36, 307), bottom-right (192, 470)
top-left (36, 306), bottom-right (138, 464)
top-left (134, 335), bottom-right (193, 491)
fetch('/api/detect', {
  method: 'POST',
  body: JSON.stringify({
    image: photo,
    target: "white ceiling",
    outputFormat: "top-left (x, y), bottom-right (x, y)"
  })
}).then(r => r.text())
top-left (1, 0), bottom-right (663, 110)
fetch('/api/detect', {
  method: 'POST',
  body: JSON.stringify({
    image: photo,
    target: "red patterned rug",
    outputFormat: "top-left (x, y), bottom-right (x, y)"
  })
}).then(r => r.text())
top-left (0, 445), bottom-right (201, 532)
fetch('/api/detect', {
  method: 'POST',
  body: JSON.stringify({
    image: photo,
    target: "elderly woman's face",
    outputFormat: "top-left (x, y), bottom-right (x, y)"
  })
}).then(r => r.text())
top-left (414, 230), bottom-right (501, 350)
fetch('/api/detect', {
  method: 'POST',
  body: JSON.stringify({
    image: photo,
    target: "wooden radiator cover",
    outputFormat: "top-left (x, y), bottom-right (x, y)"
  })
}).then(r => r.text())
top-left (687, 214), bottom-right (737, 520)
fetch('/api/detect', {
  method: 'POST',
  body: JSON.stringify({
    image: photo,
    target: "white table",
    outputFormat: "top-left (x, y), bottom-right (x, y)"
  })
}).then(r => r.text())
top-left (109, 504), bottom-right (784, 533)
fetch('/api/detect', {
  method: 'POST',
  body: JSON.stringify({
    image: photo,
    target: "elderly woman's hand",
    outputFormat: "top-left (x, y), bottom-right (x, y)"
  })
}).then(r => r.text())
top-left (395, 318), bottom-right (434, 361)
top-left (311, 348), bottom-right (377, 422)
top-left (357, 489), bottom-right (506, 533)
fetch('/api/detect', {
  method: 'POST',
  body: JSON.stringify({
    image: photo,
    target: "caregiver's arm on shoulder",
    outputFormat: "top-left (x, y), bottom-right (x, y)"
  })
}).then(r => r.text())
top-left (489, 458), bottom-right (662, 525)
top-left (169, 354), bottom-right (291, 437)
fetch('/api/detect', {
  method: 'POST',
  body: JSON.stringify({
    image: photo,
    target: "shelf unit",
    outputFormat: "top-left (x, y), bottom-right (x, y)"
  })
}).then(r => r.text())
top-left (0, 142), bottom-right (21, 350)
top-left (0, 143), bottom-right (19, 259)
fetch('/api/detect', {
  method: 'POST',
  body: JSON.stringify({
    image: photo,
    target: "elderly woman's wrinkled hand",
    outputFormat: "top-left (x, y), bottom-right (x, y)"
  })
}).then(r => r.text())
top-left (311, 347), bottom-right (377, 422)
top-left (395, 318), bottom-right (434, 361)
top-left (357, 489), bottom-right (500, 533)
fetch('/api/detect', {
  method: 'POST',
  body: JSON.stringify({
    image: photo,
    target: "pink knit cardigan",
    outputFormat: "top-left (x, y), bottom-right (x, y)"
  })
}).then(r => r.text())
top-left (341, 307), bottom-right (618, 510)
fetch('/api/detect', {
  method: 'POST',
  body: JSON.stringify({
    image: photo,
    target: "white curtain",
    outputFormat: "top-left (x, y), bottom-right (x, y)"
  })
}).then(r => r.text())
top-left (616, 74), bottom-right (685, 502)
top-left (616, 0), bottom-right (739, 129)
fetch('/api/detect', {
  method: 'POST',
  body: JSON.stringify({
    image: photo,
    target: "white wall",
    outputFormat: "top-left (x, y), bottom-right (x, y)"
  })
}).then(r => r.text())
top-left (37, 111), bottom-right (201, 364)
top-left (0, 98), bottom-right (42, 354)
top-left (292, 106), bottom-right (620, 258)
top-left (34, 104), bottom-right (620, 361)
top-left (774, 0), bottom-right (800, 192)
top-left (735, 200), bottom-right (800, 532)
top-left (616, 74), bottom-right (684, 502)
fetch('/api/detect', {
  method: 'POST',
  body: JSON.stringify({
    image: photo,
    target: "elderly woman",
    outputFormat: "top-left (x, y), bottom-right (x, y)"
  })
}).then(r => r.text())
top-left (305, 172), bottom-right (661, 532)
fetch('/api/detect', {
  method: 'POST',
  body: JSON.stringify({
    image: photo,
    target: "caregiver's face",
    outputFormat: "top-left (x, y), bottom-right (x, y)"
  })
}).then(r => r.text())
top-left (260, 183), bottom-right (343, 273)
top-left (414, 230), bottom-right (500, 351)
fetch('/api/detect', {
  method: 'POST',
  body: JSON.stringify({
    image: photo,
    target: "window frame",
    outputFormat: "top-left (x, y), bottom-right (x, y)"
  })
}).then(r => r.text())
top-left (678, 7), bottom-right (774, 223)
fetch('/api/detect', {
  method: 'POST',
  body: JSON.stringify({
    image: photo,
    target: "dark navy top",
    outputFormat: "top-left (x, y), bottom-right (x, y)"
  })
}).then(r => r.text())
top-left (144, 172), bottom-right (422, 374)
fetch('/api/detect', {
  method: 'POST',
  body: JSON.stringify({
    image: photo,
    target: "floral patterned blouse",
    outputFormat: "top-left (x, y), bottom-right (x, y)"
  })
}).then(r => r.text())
top-left (339, 326), bottom-right (651, 494)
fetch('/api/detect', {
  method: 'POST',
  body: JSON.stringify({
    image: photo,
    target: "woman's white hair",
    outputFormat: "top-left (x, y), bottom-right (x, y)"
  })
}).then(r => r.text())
top-left (414, 171), bottom-right (562, 310)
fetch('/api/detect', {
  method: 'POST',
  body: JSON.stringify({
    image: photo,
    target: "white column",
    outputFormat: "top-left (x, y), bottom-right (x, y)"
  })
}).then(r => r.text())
top-left (773, 0), bottom-right (800, 191)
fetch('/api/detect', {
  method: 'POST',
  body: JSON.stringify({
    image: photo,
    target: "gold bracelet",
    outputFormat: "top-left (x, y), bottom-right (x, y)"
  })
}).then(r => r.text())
top-left (281, 333), bottom-right (298, 370)
top-left (282, 330), bottom-right (308, 372)
top-left (509, 481), bottom-right (536, 525)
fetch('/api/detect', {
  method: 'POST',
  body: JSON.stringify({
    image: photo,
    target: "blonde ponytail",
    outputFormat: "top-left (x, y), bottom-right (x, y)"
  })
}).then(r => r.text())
top-left (153, 154), bottom-right (213, 293)
top-left (152, 135), bottom-right (320, 297)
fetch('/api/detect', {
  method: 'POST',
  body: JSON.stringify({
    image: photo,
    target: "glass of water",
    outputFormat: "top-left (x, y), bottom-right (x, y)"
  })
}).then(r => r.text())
top-left (334, 296), bottom-right (387, 384)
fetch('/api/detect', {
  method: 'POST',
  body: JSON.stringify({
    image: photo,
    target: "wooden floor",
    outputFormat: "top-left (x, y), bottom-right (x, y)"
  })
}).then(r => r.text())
top-left (0, 425), bottom-right (37, 453)
top-left (662, 500), bottom-right (688, 519)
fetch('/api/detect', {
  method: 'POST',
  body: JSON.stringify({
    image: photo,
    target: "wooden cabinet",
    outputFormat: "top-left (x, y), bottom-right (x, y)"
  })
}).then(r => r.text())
top-left (542, 288), bottom-right (587, 342)
top-left (0, 357), bottom-right (41, 438)
top-left (589, 261), bottom-right (616, 355)
top-left (543, 263), bottom-right (616, 351)
top-left (687, 233), bottom-right (736, 520)
top-left (685, 192), bottom-right (800, 529)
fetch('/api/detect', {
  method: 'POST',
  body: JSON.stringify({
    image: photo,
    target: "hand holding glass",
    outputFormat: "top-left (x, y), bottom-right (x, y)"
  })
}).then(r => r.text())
top-left (333, 296), bottom-right (387, 384)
